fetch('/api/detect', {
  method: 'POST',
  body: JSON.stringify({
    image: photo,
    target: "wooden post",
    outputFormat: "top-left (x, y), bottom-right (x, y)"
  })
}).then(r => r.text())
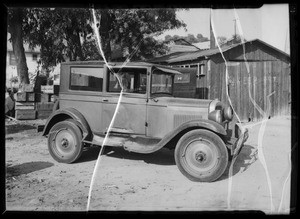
top-left (207, 60), bottom-right (211, 99)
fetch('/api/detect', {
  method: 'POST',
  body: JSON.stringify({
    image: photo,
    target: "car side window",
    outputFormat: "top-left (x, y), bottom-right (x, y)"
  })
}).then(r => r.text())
top-left (70, 67), bottom-right (103, 92)
top-left (151, 70), bottom-right (173, 95)
top-left (107, 68), bottom-right (147, 94)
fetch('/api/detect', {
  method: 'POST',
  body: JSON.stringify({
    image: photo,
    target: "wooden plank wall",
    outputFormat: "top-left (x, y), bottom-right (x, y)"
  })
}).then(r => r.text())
top-left (170, 42), bottom-right (290, 122)
top-left (173, 67), bottom-right (197, 98)
top-left (207, 45), bottom-right (290, 122)
top-left (173, 64), bottom-right (209, 99)
top-left (196, 61), bottom-right (209, 99)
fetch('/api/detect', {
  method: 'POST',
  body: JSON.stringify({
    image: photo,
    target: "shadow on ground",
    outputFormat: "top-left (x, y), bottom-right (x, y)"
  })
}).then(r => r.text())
top-left (5, 124), bottom-right (36, 135)
top-left (77, 144), bottom-right (257, 179)
top-left (78, 146), bottom-right (175, 165)
top-left (6, 161), bottom-right (54, 177)
top-left (76, 147), bottom-right (102, 163)
top-left (218, 144), bottom-right (257, 181)
top-left (105, 147), bottom-right (176, 165)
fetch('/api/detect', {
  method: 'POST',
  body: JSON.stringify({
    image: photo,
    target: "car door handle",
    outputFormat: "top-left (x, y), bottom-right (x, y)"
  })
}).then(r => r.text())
top-left (103, 99), bottom-right (108, 102)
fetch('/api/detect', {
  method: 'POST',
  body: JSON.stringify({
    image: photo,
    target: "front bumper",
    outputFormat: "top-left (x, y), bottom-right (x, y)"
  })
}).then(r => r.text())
top-left (227, 124), bottom-right (249, 158)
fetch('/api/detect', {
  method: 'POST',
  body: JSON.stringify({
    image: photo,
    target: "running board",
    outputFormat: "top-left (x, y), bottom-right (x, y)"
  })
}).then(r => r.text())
top-left (83, 134), bottom-right (125, 147)
top-left (104, 127), bottom-right (134, 135)
top-left (82, 133), bottom-right (162, 154)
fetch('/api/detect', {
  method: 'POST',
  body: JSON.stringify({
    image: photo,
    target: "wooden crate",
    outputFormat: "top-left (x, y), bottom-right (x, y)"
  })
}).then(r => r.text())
top-left (16, 92), bottom-right (27, 102)
top-left (36, 93), bottom-right (50, 103)
top-left (15, 102), bottom-right (35, 110)
top-left (26, 92), bottom-right (36, 102)
top-left (37, 110), bottom-right (53, 119)
top-left (54, 85), bottom-right (59, 94)
top-left (15, 109), bottom-right (36, 120)
top-left (19, 84), bottom-right (34, 92)
top-left (36, 102), bottom-right (54, 111)
top-left (24, 84), bottom-right (34, 92)
top-left (41, 85), bottom-right (54, 94)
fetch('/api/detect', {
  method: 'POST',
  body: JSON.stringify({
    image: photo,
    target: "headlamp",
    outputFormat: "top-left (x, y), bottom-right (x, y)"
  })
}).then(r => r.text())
top-left (224, 105), bottom-right (233, 121)
top-left (208, 110), bottom-right (223, 123)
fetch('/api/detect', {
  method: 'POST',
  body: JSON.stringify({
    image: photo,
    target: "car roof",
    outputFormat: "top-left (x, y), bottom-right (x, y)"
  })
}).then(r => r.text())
top-left (61, 61), bottom-right (182, 74)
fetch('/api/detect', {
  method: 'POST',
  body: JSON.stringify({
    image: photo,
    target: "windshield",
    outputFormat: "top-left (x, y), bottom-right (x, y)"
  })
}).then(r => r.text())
top-left (151, 70), bottom-right (173, 96)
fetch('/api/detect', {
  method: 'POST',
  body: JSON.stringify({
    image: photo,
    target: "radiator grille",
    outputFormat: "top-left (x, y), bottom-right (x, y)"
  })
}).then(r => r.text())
top-left (174, 114), bottom-right (202, 128)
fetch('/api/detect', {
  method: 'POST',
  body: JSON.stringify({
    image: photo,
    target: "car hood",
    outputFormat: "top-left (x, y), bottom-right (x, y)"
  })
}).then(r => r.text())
top-left (152, 96), bottom-right (213, 108)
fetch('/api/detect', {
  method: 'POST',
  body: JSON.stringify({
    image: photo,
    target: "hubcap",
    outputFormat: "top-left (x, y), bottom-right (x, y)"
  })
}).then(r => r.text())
top-left (182, 139), bottom-right (220, 175)
top-left (53, 129), bottom-right (76, 159)
top-left (61, 138), bottom-right (69, 148)
top-left (195, 151), bottom-right (206, 163)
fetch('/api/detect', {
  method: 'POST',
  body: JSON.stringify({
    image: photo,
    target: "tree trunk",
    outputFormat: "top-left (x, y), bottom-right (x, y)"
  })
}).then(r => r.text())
top-left (8, 8), bottom-right (29, 86)
top-left (99, 10), bottom-right (112, 62)
top-left (75, 30), bottom-right (84, 61)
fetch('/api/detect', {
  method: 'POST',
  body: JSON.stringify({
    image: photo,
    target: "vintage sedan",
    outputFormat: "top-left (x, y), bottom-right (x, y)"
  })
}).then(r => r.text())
top-left (43, 61), bottom-right (248, 182)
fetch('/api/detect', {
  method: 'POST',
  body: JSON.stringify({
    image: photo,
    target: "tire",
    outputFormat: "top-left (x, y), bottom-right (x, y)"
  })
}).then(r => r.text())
top-left (48, 119), bottom-right (83, 163)
top-left (174, 129), bottom-right (228, 182)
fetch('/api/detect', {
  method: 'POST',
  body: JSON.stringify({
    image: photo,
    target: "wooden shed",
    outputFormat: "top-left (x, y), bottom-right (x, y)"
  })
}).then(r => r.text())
top-left (148, 39), bottom-right (291, 122)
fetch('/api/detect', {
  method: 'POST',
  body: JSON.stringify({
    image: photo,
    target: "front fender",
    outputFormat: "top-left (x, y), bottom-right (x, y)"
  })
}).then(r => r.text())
top-left (158, 119), bottom-right (227, 147)
top-left (127, 119), bottom-right (227, 154)
top-left (42, 108), bottom-right (92, 140)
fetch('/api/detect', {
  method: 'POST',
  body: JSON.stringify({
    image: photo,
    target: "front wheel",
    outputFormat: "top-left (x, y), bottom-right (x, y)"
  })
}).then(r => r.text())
top-left (48, 120), bottom-right (83, 163)
top-left (174, 129), bottom-right (228, 182)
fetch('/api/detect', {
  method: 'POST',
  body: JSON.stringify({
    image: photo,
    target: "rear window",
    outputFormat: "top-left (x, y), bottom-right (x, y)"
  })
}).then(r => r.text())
top-left (70, 67), bottom-right (103, 92)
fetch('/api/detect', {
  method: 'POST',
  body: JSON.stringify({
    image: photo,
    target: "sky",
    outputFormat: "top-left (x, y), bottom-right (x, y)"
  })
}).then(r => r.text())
top-left (156, 4), bottom-right (290, 54)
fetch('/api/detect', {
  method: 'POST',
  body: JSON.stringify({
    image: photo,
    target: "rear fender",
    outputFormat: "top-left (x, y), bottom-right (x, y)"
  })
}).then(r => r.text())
top-left (42, 108), bottom-right (92, 140)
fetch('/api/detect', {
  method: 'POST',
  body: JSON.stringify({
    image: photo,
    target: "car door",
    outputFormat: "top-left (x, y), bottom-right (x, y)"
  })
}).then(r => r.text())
top-left (146, 67), bottom-right (175, 139)
top-left (100, 66), bottom-right (147, 135)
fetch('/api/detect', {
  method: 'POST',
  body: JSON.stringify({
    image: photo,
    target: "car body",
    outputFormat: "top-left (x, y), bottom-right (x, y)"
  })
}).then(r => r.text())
top-left (43, 61), bottom-right (248, 182)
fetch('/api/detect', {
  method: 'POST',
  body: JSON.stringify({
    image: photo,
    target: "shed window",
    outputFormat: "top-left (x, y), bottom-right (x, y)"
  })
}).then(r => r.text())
top-left (200, 65), bottom-right (204, 75)
top-left (70, 67), bottom-right (103, 92)
top-left (197, 64), bottom-right (205, 76)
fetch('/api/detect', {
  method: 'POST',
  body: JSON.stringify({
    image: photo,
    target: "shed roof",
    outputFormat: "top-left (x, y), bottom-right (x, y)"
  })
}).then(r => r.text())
top-left (148, 39), bottom-right (290, 64)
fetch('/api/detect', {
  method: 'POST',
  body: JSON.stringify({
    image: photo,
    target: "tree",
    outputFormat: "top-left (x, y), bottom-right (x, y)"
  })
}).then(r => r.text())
top-left (196, 33), bottom-right (209, 42)
top-left (164, 35), bottom-right (173, 42)
top-left (216, 34), bottom-right (245, 46)
top-left (217, 36), bottom-right (227, 45)
top-left (96, 8), bottom-right (187, 61)
top-left (22, 8), bottom-right (186, 68)
top-left (23, 8), bottom-right (93, 71)
top-left (186, 34), bottom-right (199, 44)
top-left (231, 34), bottom-right (244, 44)
top-left (8, 8), bottom-right (29, 86)
top-left (164, 33), bottom-right (209, 45)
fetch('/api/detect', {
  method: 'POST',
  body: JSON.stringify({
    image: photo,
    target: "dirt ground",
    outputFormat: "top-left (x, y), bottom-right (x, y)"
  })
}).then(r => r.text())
top-left (5, 116), bottom-right (291, 214)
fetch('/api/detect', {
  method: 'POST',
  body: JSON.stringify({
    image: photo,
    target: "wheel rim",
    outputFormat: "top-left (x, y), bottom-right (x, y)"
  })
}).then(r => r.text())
top-left (52, 128), bottom-right (77, 160)
top-left (181, 138), bottom-right (220, 176)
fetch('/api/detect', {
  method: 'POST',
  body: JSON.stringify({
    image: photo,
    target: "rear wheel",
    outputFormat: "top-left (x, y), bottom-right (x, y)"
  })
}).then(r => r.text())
top-left (174, 129), bottom-right (228, 182)
top-left (48, 119), bottom-right (83, 163)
